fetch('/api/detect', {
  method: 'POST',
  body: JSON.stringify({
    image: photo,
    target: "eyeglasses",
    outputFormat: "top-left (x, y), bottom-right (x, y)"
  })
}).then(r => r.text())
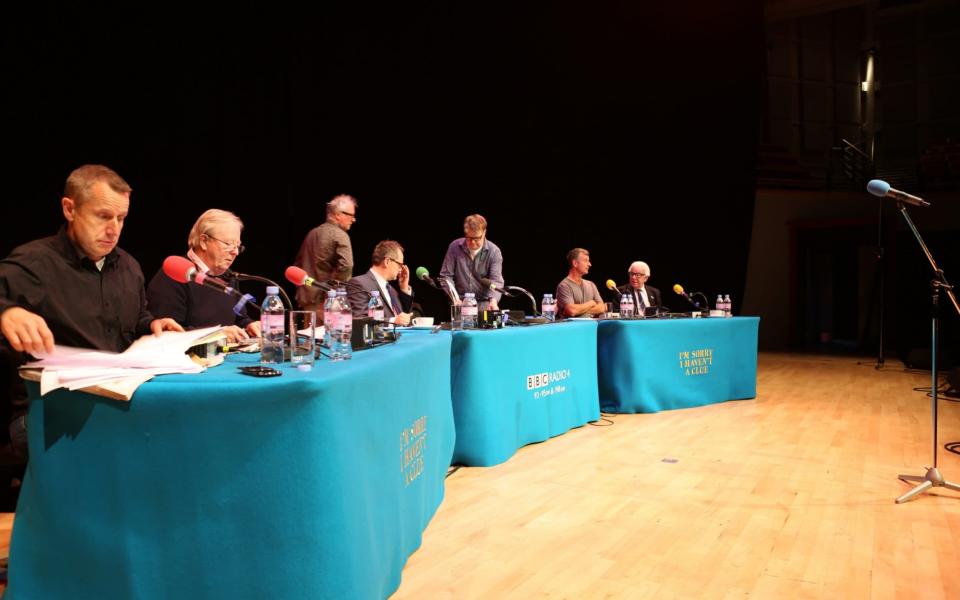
top-left (387, 256), bottom-right (406, 267)
top-left (465, 234), bottom-right (484, 241)
top-left (205, 233), bottom-right (245, 254)
top-left (628, 272), bottom-right (649, 278)
top-left (340, 211), bottom-right (356, 218)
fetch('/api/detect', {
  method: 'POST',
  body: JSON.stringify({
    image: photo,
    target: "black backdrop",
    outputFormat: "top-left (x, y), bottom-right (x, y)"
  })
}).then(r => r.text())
top-left (1, 4), bottom-right (763, 321)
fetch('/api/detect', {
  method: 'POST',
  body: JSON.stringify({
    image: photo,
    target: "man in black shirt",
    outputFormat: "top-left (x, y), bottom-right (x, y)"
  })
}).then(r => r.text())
top-left (0, 165), bottom-right (182, 354)
top-left (0, 165), bottom-right (182, 456)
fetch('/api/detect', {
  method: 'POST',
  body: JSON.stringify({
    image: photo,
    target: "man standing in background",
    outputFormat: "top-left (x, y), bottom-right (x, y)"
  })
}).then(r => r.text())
top-left (293, 194), bottom-right (358, 315)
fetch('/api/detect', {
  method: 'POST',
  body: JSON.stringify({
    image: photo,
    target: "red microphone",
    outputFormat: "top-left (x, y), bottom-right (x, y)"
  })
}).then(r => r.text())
top-left (285, 266), bottom-right (337, 291)
top-left (163, 256), bottom-right (236, 295)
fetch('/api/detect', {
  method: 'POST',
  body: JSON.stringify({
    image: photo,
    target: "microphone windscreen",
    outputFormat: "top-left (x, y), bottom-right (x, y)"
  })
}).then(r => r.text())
top-left (415, 266), bottom-right (430, 280)
top-left (163, 256), bottom-right (195, 283)
top-left (480, 277), bottom-right (493, 288)
top-left (673, 284), bottom-right (685, 295)
top-left (866, 179), bottom-right (890, 197)
top-left (605, 279), bottom-right (617, 291)
top-left (285, 266), bottom-right (308, 285)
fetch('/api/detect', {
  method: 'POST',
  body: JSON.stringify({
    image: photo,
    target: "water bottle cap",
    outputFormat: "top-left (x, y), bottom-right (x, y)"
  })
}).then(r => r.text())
top-left (371, 290), bottom-right (380, 296)
top-left (267, 286), bottom-right (279, 294)
top-left (464, 292), bottom-right (474, 298)
top-left (327, 290), bottom-right (337, 297)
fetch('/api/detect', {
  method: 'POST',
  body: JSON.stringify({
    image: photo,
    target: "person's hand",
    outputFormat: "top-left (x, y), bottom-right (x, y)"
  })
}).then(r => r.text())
top-left (245, 321), bottom-right (262, 338)
top-left (398, 264), bottom-right (411, 293)
top-left (220, 325), bottom-right (249, 344)
top-left (0, 307), bottom-right (54, 355)
top-left (395, 312), bottom-right (413, 326)
top-left (488, 300), bottom-right (499, 311)
top-left (150, 318), bottom-right (185, 336)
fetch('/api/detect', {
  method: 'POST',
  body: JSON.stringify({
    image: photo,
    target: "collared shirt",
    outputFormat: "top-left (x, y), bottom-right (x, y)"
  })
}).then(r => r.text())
top-left (634, 286), bottom-right (650, 309)
top-left (439, 237), bottom-right (504, 304)
top-left (187, 248), bottom-right (211, 273)
top-left (370, 269), bottom-right (394, 313)
top-left (0, 226), bottom-right (155, 353)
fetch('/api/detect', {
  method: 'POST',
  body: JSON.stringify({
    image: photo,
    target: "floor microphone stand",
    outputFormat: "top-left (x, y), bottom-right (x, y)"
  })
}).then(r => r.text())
top-left (894, 201), bottom-right (960, 503)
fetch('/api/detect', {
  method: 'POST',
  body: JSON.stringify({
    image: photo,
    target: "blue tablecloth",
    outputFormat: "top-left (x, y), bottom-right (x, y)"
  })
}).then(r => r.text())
top-left (598, 316), bottom-right (759, 413)
top-left (7, 332), bottom-right (454, 600)
top-left (450, 321), bottom-right (600, 467)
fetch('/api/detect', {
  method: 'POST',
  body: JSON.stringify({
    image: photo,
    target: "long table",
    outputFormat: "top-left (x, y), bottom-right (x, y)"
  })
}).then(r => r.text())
top-left (597, 316), bottom-right (759, 413)
top-left (449, 320), bottom-right (600, 467)
top-left (7, 333), bottom-right (454, 600)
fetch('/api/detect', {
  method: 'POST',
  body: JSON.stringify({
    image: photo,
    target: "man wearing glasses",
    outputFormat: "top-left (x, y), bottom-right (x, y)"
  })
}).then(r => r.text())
top-left (292, 194), bottom-right (358, 316)
top-left (146, 209), bottom-right (260, 343)
top-left (438, 214), bottom-right (504, 310)
top-left (346, 240), bottom-right (414, 326)
top-left (616, 261), bottom-right (662, 316)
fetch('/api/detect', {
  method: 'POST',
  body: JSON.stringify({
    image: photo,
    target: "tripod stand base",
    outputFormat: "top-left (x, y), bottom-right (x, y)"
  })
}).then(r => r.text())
top-left (896, 467), bottom-right (960, 504)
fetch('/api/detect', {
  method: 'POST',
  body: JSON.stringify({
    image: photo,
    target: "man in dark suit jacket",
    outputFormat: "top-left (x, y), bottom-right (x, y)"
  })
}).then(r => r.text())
top-left (346, 240), bottom-right (415, 325)
top-left (617, 261), bottom-right (662, 316)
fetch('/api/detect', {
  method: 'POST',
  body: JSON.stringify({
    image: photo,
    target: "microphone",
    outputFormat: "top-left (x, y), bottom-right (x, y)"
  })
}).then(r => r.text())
top-left (605, 279), bottom-right (623, 301)
top-left (672, 283), bottom-right (703, 309)
top-left (285, 266), bottom-right (337, 292)
top-left (224, 269), bottom-right (292, 309)
top-left (867, 179), bottom-right (931, 208)
top-left (415, 266), bottom-right (439, 288)
top-left (163, 256), bottom-right (258, 312)
top-left (480, 278), bottom-right (516, 297)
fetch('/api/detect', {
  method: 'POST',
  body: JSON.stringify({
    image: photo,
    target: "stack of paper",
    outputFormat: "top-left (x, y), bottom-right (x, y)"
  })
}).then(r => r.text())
top-left (20, 326), bottom-right (224, 401)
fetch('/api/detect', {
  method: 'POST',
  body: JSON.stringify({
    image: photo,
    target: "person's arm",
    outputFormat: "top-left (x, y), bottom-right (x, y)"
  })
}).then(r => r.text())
top-left (0, 307), bottom-right (54, 355)
top-left (557, 281), bottom-right (602, 317)
top-left (485, 245), bottom-right (504, 308)
top-left (438, 242), bottom-right (457, 281)
top-left (146, 269), bottom-right (190, 326)
top-left (332, 233), bottom-right (354, 282)
top-left (0, 259), bottom-right (55, 354)
top-left (396, 266), bottom-right (414, 312)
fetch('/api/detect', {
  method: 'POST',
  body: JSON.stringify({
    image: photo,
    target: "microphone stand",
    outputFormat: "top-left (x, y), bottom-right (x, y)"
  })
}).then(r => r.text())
top-left (505, 286), bottom-right (540, 316)
top-left (227, 271), bottom-right (293, 310)
top-left (893, 200), bottom-right (960, 503)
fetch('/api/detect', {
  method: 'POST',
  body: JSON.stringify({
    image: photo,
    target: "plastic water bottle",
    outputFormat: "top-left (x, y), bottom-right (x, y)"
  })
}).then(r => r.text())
top-left (367, 290), bottom-right (385, 339)
top-left (620, 293), bottom-right (634, 319)
top-left (462, 293), bottom-right (478, 329)
top-left (542, 293), bottom-right (556, 322)
top-left (335, 289), bottom-right (353, 360)
top-left (260, 286), bottom-right (285, 364)
top-left (716, 294), bottom-right (724, 315)
top-left (724, 294), bottom-right (733, 317)
top-left (323, 290), bottom-right (337, 358)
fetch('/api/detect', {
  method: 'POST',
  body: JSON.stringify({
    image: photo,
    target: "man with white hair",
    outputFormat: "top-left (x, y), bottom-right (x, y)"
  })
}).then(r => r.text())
top-left (293, 194), bottom-right (358, 315)
top-left (616, 261), bottom-right (662, 315)
top-left (146, 209), bottom-right (260, 343)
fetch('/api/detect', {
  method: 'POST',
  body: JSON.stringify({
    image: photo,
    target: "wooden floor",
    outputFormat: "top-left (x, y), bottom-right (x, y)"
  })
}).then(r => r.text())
top-left (393, 353), bottom-right (960, 599)
top-left (0, 353), bottom-right (958, 598)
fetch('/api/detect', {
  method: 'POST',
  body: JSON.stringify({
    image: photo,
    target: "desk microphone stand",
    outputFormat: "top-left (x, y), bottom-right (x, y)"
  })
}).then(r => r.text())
top-left (893, 200), bottom-right (960, 504)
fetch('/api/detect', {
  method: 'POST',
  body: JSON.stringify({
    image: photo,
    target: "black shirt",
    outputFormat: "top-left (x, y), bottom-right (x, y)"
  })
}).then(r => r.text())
top-left (0, 226), bottom-right (155, 353)
top-left (146, 258), bottom-right (254, 331)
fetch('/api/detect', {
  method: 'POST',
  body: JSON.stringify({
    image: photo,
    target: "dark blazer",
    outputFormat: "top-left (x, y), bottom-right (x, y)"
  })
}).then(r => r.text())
top-left (345, 271), bottom-right (414, 319)
top-left (616, 283), bottom-right (662, 312)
